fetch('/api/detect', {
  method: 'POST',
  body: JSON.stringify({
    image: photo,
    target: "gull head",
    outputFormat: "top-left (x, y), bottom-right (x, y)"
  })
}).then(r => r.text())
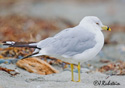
top-left (79, 16), bottom-right (111, 31)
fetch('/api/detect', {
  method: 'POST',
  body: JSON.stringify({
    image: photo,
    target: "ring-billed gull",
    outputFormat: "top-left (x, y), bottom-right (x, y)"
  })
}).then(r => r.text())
top-left (3, 16), bottom-right (111, 82)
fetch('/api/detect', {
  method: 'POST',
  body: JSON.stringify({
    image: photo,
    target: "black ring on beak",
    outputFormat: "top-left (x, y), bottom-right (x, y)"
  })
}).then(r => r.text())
top-left (107, 27), bottom-right (109, 30)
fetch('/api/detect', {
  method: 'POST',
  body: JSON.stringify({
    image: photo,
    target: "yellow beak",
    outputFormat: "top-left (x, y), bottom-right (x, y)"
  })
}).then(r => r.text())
top-left (101, 26), bottom-right (111, 31)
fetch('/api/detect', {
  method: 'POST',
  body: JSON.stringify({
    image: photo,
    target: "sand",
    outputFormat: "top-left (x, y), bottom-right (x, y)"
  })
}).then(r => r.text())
top-left (0, 63), bottom-right (124, 88)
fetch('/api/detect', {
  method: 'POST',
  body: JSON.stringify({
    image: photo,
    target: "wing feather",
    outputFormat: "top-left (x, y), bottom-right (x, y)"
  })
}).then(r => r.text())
top-left (37, 26), bottom-right (96, 57)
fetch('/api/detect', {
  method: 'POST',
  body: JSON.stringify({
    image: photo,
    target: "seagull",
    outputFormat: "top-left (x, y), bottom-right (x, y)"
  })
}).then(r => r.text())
top-left (3, 16), bottom-right (111, 82)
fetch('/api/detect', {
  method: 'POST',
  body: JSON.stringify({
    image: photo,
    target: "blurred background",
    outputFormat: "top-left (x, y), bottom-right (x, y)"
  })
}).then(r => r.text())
top-left (0, 0), bottom-right (125, 42)
top-left (0, 0), bottom-right (125, 75)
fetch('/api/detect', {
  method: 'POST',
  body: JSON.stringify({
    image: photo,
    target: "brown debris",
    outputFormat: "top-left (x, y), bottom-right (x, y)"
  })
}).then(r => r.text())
top-left (40, 55), bottom-right (77, 68)
top-left (0, 15), bottom-right (66, 42)
top-left (0, 55), bottom-right (3, 59)
top-left (0, 66), bottom-right (19, 76)
top-left (0, 47), bottom-right (34, 59)
top-left (99, 64), bottom-right (114, 72)
top-left (98, 60), bottom-right (125, 75)
top-left (40, 55), bottom-right (71, 65)
top-left (16, 57), bottom-right (59, 75)
top-left (100, 59), bottom-right (110, 63)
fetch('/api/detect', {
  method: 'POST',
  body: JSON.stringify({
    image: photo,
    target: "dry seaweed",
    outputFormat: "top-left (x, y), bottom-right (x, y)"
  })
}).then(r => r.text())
top-left (0, 47), bottom-right (34, 59)
top-left (100, 59), bottom-right (110, 63)
top-left (0, 15), bottom-right (74, 42)
top-left (0, 66), bottom-right (19, 76)
top-left (16, 57), bottom-right (59, 75)
top-left (98, 60), bottom-right (125, 75)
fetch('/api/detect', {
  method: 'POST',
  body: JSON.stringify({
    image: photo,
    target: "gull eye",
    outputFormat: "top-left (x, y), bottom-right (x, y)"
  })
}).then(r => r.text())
top-left (96, 23), bottom-right (99, 25)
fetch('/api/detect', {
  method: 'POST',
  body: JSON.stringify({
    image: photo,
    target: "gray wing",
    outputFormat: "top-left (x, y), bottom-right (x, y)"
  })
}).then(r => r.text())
top-left (37, 26), bottom-right (96, 56)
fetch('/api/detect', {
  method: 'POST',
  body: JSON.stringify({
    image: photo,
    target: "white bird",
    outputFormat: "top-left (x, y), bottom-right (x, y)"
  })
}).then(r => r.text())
top-left (3, 16), bottom-right (111, 82)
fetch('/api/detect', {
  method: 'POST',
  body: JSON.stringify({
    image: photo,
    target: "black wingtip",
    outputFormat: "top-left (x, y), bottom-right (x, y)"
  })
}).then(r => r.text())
top-left (21, 52), bottom-right (39, 59)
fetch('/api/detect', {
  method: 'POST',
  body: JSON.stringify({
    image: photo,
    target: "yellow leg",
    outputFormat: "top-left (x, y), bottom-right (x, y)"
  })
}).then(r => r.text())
top-left (70, 64), bottom-right (74, 81)
top-left (77, 62), bottom-right (81, 82)
top-left (70, 62), bottom-right (81, 82)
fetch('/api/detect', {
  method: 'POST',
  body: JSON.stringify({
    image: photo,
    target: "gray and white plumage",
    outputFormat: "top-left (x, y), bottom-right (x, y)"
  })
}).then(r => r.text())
top-left (36, 26), bottom-right (96, 56)
top-left (31, 16), bottom-right (105, 64)
top-left (3, 16), bottom-right (106, 64)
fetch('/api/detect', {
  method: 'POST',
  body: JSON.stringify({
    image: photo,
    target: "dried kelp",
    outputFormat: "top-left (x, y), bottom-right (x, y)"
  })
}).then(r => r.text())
top-left (98, 60), bottom-right (125, 75)
top-left (16, 57), bottom-right (59, 75)
top-left (0, 47), bottom-right (34, 59)
top-left (0, 66), bottom-right (19, 76)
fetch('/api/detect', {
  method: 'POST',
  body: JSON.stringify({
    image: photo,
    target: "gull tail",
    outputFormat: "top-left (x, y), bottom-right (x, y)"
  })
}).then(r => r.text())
top-left (3, 41), bottom-right (42, 59)
top-left (2, 41), bottom-right (38, 48)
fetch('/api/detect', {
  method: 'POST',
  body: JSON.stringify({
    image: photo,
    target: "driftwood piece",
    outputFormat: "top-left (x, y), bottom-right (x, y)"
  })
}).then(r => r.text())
top-left (16, 57), bottom-right (59, 75)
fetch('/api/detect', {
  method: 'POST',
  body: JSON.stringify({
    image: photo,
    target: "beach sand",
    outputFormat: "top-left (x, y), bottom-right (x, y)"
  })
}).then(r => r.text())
top-left (0, 63), bottom-right (124, 88)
